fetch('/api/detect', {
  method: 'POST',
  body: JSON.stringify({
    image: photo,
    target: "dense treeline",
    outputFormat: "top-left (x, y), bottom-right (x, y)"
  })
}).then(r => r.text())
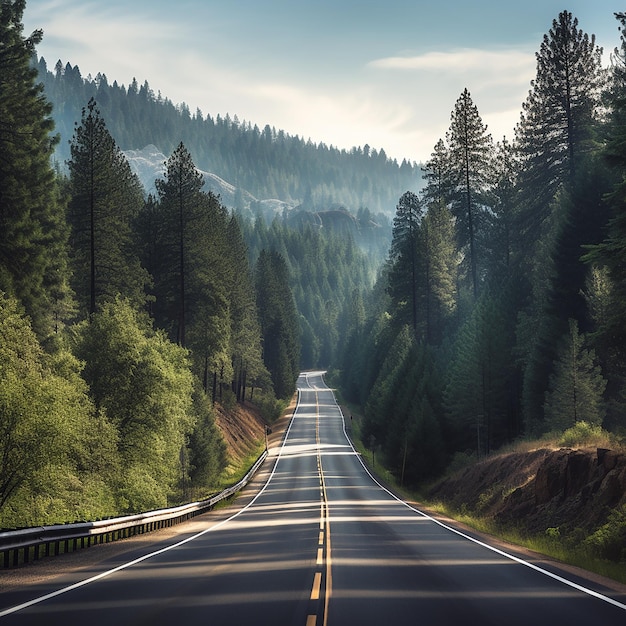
top-left (0, 1), bottom-right (313, 527)
top-left (242, 215), bottom-right (376, 369)
top-left (35, 56), bottom-right (422, 215)
top-left (338, 10), bottom-right (626, 485)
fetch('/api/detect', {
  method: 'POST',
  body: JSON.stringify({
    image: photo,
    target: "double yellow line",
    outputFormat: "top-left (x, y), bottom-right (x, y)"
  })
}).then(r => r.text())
top-left (307, 391), bottom-right (332, 626)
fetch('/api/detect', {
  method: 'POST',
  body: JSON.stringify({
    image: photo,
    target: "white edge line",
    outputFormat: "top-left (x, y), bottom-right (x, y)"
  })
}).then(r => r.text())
top-left (0, 390), bottom-right (303, 619)
top-left (319, 374), bottom-right (626, 613)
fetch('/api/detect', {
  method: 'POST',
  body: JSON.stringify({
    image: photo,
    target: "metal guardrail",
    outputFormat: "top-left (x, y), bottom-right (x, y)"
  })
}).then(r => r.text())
top-left (0, 449), bottom-right (268, 568)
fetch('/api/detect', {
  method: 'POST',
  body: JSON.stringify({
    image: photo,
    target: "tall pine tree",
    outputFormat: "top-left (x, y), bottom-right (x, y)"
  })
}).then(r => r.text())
top-left (446, 88), bottom-right (493, 298)
top-left (68, 98), bottom-right (149, 317)
top-left (0, 0), bottom-right (72, 337)
top-left (387, 191), bottom-right (424, 334)
top-left (514, 10), bottom-right (603, 264)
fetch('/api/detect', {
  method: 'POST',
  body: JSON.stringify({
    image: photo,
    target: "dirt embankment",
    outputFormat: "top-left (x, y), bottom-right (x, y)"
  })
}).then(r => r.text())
top-left (214, 396), bottom-right (296, 468)
top-left (428, 446), bottom-right (626, 537)
top-left (214, 401), bottom-right (267, 462)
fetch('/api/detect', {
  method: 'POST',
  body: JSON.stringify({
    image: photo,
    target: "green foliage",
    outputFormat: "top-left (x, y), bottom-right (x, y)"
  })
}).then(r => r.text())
top-left (189, 385), bottom-right (227, 498)
top-left (0, 292), bottom-right (118, 527)
top-left (0, 0), bottom-right (72, 338)
top-left (444, 291), bottom-right (515, 455)
top-left (67, 98), bottom-right (149, 316)
top-left (544, 319), bottom-right (606, 431)
top-left (74, 297), bottom-right (197, 512)
top-left (255, 250), bottom-right (300, 399)
top-left (583, 504), bottom-right (626, 562)
top-left (557, 421), bottom-right (610, 448)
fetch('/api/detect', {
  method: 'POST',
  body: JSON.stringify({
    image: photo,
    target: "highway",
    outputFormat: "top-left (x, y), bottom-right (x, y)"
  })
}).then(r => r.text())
top-left (1, 371), bottom-right (625, 625)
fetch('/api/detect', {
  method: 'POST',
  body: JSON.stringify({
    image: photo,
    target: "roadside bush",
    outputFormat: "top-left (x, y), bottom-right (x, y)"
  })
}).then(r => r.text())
top-left (558, 421), bottom-right (612, 448)
top-left (583, 504), bottom-right (626, 562)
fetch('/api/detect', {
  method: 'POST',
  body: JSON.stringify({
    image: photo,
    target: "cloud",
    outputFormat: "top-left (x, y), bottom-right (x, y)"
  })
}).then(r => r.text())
top-left (24, 2), bottom-right (539, 164)
top-left (369, 48), bottom-right (535, 82)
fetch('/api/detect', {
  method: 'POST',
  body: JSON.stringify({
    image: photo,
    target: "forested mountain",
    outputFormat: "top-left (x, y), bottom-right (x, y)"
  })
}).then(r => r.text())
top-left (337, 10), bottom-right (626, 489)
top-left (0, 0), bottom-right (381, 529)
top-left (34, 56), bottom-right (423, 217)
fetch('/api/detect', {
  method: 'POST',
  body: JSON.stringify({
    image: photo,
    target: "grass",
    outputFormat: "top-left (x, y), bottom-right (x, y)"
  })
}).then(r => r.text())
top-left (428, 500), bottom-right (626, 585)
top-left (216, 439), bottom-right (267, 490)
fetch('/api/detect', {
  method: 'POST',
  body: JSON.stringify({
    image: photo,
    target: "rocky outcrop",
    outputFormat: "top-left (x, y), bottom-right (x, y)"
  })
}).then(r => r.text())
top-left (429, 447), bottom-right (626, 537)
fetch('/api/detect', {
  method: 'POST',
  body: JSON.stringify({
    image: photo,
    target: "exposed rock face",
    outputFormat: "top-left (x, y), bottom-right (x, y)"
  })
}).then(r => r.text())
top-left (429, 447), bottom-right (626, 537)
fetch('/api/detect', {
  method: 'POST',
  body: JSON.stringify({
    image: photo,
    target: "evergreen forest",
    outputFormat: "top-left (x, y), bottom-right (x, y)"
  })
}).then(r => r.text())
top-left (35, 55), bottom-right (422, 218)
top-left (338, 10), bottom-right (626, 485)
top-left (3, 0), bottom-right (626, 530)
top-left (0, 0), bottom-right (373, 528)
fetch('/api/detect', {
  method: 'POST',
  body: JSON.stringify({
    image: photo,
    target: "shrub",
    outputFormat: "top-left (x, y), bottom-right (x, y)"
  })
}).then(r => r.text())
top-left (558, 421), bottom-right (612, 448)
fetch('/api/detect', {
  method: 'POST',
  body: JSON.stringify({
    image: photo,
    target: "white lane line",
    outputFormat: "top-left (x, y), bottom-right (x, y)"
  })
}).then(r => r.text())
top-left (0, 390), bottom-right (306, 619)
top-left (318, 374), bottom-right (626, 614)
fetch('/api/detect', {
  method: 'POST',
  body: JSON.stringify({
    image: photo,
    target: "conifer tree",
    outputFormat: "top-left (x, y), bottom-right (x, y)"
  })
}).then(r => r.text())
top-left (514, 12), bottom-right (605, 432)
top-left (446, 88), bottom-right (493, 298)
top-left (255, 250), bottom-right (300, 399)
top-left (387, 191), bottom-right (424, 334)
top-left (487, 138), bottom-right (517, 280)
top-left (422, 138), bottom-right (454, 207)
top-left (544, 319), bottom-right (606, 430)
top-left (420, 200), bottom-right (458, 344)
top-left (583, 13), bottom-right (626, 428)
top-left (514, 10), bottom-right (603, 261)
top-left (444, 292), bottom-right (511, 455)
top-left (68, 98), bottom-right (148, 317)
top-left (0, 0), bottom-right (72, 336)
top-left (210, 214), bottom-right (266, 403)
top-left (153, 142), bottom-right (208, 347)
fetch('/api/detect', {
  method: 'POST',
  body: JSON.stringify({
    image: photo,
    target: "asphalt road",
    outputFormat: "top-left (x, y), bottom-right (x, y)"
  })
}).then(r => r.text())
top-left (1, 371), bottom-right (625, 625)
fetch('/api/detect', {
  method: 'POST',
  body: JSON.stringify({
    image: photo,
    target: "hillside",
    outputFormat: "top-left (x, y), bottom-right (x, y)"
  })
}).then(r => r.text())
top-left (428, 445), bottom-right (626, 564)
top-left (36, 57), bottom-right (424, 217)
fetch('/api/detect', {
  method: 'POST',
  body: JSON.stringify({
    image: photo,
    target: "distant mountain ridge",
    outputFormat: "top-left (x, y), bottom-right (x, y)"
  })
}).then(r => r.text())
top-left (36, 57), bottom-right (424, 217)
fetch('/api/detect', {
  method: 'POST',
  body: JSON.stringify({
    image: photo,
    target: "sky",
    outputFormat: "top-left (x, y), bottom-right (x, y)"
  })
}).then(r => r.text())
top-left (22, 0), bottom-right (626, 164)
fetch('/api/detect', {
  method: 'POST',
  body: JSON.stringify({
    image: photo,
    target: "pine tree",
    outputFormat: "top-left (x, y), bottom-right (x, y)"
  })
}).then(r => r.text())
top-left (153, 142), bottom-right (208, 347)
top-left (444, 292), bottom-right (512, 455)
top-left (68, 98), bottom-right (149, 317)
top-left (422, 138), bottom-right (454, 207)
top-left (446, 88), bottom-right (493, 298)
top-left (387, 191), bottom-right (424, 334)
top-left (420, 199), bottom-right (458, 344)
top-left (0, 0), bottom-right (72, 337)
top-left (582, 13), bottom-right (626, 429)
top-left (514, 12), bottom-right (605, 433)
top-left (544, 319), bottom-right (606, 430)
top-left (255, 250), bottom-right (300, 399)
top-left (487, 138), bottom-right (517, 280)
top-left (514, 10), bottom-right (603, 261)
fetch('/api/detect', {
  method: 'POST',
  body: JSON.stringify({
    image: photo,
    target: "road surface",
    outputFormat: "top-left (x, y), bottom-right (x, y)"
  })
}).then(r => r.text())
top-left (1, 371), bottom-right (625, 624)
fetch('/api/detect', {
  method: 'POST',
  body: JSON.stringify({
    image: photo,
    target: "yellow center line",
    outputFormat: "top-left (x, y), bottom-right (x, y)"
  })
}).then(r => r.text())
top-left (308, 390), bottom-right (333, 626)
top-left (311, 572), bottom-right (322, 600)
